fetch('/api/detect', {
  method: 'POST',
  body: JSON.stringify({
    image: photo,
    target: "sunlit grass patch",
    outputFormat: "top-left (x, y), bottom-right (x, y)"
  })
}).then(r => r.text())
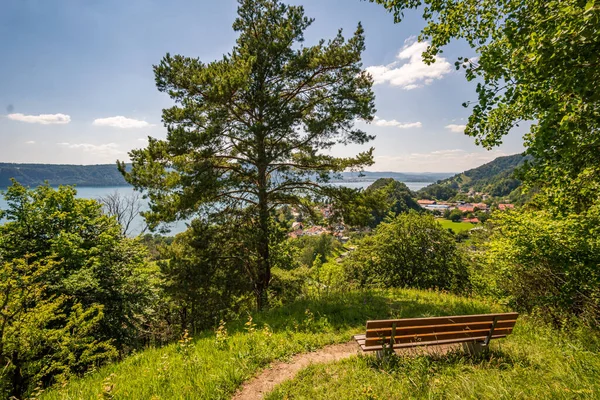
top-left (266, 318), bottom-right (600, 400)
top-left (40, 289), bottom-right (498, 400)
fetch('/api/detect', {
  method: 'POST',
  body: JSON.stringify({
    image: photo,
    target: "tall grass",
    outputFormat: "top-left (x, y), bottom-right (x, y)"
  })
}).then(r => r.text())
top-left (266, 318), bottom-right (600, 399)
top-left (40, 289), bottom-right (499, 400)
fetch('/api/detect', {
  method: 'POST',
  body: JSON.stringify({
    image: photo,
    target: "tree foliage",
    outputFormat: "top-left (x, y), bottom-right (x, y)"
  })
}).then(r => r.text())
top-left (119, 0), bottom-right (376, 309)
top-left (0, 182), bottom-right (161, 397)
top-left (157, 218), bottom-right (253, 336)
top-left (471, 209), bottom-right (600, 327)
top-left (365, 178), bottom-right (421, 225)
top-left (372, 0), bottom-right (600, 211)
top-left (344, 212), bottom-right (469, 292)
top-left (0, 182), bottom-right (158, 350)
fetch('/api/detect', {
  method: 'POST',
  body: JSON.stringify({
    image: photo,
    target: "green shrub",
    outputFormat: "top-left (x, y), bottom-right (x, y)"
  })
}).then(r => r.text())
top-left (289, 234), bottom-right (343, 268)
top-left (269, 266), bottom-right (311, 305)
top-left (471, 210), bottom-right (600, 328)
top-left (0, 182), bottom-right (153, 397)
top-left (344, 212), bottom-right (470, 293)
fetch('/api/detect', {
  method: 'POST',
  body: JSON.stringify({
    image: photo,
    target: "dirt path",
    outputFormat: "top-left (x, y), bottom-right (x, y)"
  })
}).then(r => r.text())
top-left (231, 341), bottom-right (360, 400)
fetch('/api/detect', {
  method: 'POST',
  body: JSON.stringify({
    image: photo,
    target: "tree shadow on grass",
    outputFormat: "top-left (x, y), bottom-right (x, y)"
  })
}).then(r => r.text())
top-left (249, 290), bottom-right (497, 334)
top-left (365, 345), bottom-right (534, 375)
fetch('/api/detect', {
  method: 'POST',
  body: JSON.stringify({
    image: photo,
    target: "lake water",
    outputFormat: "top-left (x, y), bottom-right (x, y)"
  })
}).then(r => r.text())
top-left (0, 181), bottom-right (432, 236)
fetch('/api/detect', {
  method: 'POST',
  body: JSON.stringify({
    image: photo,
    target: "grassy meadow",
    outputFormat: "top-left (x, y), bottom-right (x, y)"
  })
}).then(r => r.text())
top-left (438, 219), bottom-right (478, 233)
top-left (40, 289), bottom-right (499, 400)
top-left (40, 289), bottom-right (600, 400)
top-left (267, 321), bottom-right (600, 399)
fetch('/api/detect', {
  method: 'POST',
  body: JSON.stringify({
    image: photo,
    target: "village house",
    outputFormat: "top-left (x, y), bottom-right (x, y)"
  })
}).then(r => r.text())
top-left (291, 221), bottom-right (303, 231)
top-left (417, 199), bottom-right (436, 207)
top-left (472, 202), bottom-right (489, 211)
top-left (457, 204), bottom-right (476, 213)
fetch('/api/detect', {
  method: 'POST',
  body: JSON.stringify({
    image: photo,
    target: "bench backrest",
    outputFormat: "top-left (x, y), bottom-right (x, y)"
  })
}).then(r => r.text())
top-left (363, 312), bottom-right (519, 350)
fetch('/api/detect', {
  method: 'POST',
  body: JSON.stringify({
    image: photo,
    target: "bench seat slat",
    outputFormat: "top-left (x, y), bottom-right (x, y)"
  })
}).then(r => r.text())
top-left (365, 312), bottom-right (518, 330)
top-left (364, 328), bottom-right (513, 346)
top-left (359, 335), bottom-right (508, 352)
top-left (354, 313), bottom-right (519, 352)
top-left (365, 320), bottom-right (517, 338)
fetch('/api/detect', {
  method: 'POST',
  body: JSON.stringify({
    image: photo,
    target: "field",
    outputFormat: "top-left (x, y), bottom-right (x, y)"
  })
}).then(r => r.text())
top-left (437, 219), bottom-right (478, 233)
top-left (40, 289), bottom-right (600, 400)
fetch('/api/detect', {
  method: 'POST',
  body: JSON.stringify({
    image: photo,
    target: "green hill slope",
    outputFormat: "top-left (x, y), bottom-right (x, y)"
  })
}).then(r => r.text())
top-left (0, 163), bottom-right (130, 187)
top-left (418, 153), bottom-right (530, 200)
top-left (40, 290), bottom-right (499, 400)
top-left (40, 289), bottom-right (600, 400)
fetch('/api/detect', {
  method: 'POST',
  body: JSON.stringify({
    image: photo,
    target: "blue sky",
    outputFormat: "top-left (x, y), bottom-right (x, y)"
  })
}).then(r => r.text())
top-left (0, 0), bottom-right (525, 172)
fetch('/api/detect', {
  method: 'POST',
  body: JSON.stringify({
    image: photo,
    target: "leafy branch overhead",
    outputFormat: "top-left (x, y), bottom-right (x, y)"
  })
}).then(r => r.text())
top-left (370, 0), bottom-right (600, 211)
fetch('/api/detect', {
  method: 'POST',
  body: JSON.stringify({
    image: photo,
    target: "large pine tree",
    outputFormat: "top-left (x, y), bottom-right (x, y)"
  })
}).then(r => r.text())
top-left (120, 0), bottom-right (376, 309)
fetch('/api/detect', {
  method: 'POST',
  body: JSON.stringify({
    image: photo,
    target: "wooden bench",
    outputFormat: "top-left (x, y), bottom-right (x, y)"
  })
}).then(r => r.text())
top-left (354, 312), bottom-right (518, 356)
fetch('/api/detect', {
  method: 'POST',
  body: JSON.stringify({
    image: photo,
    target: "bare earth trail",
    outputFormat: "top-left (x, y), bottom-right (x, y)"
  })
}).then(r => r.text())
top-left (231, 341), bottom-right (463, 400)
top-left (232, 341), bottom-right (359, 400)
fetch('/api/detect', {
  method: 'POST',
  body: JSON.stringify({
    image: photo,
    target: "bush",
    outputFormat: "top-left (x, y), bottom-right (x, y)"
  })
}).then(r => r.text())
top-left (289, 234), bottom-right (343, 268)
top-left (344, 212), bottom-right (470, 293)
top-left (157, 219), bottom-right (253, 336)
top-left (0, 182), bottom-right (154, 397)
top-left (471, 210), bottom-right (600, 328)
top-left (269, 266), bottom-right (311, 305)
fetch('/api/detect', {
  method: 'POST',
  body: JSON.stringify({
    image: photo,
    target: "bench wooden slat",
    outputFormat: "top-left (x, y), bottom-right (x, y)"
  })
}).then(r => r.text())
top-left (365, 320), bottom-right (517, 338)
top-left (365, 312), bottom-right (518, 330)
top-left (359, 335), bottom-right (509, 352)
top-left (364, 327), bottom-right (513, 346)
top-left (354, 312), bottom-right (519, 352)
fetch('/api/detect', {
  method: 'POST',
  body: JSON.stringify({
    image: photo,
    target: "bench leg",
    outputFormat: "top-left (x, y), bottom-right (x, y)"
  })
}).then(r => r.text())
top-left (376, 350), bottom-right (384, 360)
top-left (462, 341), bottom-right (484, 356)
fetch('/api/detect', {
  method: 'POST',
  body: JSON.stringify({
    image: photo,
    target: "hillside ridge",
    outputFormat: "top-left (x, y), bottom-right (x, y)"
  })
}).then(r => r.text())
top-left (418, 153), bottom-right (530, 200)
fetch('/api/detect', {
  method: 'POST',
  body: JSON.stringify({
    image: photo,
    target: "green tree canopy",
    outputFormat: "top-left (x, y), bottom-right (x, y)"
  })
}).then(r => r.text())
top-left (371, 0), bottom-right (600, 212)
top-left (0, 182), bottom-right (157, 351)
top-left (344, 212), bottom-right (469, 292)
top-left (471, 209), bottom-right (600, 327)
top-left (120, 0), bottom-right (376, 308)
top-left (0, 182), bottom-right (162, 397)
top-left (366, 178), bottom-right (421, 222)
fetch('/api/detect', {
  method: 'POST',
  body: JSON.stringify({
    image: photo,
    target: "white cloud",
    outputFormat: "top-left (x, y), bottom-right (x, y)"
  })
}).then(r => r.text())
top-left (92, 116), bottom-right (151, 129)
top-left (25, 140), bottom-right (36, 144)
top-left (373, 116), bottom-right (422, 129)
top-left (366, 39), bottom-right (452, 90)
top-left (8, 113), bottom-right (71, 125)
top-left (445, 124), bottom-right (467, 133)
top-left (58, 142), bottom-right (123, 156)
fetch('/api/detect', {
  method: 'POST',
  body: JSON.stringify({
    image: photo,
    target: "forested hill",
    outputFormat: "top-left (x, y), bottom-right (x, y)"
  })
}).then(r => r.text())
top-left (0, 163), bottom-right (129, 187)
top-left (0, 162), bottom-right (452, 188)
top-left (418, 153), bottom-right (530, 200)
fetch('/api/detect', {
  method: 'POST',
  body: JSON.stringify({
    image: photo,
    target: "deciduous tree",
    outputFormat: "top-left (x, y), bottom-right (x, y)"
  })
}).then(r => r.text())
top-left (370, 0), bottom-right (600, 211)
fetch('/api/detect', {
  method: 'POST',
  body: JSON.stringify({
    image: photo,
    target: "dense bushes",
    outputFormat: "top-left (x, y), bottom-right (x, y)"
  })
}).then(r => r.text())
top-left (471, 210), bottom-right (600, 328)
top-left (289, 234), bottom-right (343, 268)
top-left (344, 212), bottom-right (470, 293)
top-left (0, 182), bottom-right (157, 397)
top-left (157, 219), bottom-right (253, 336)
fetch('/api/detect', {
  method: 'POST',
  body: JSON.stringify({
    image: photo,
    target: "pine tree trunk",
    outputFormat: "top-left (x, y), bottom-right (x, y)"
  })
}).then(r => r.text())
top-left (255, 176), bottom-right (271, 311)
top-left (255, 128), bottom-right (271, 311)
